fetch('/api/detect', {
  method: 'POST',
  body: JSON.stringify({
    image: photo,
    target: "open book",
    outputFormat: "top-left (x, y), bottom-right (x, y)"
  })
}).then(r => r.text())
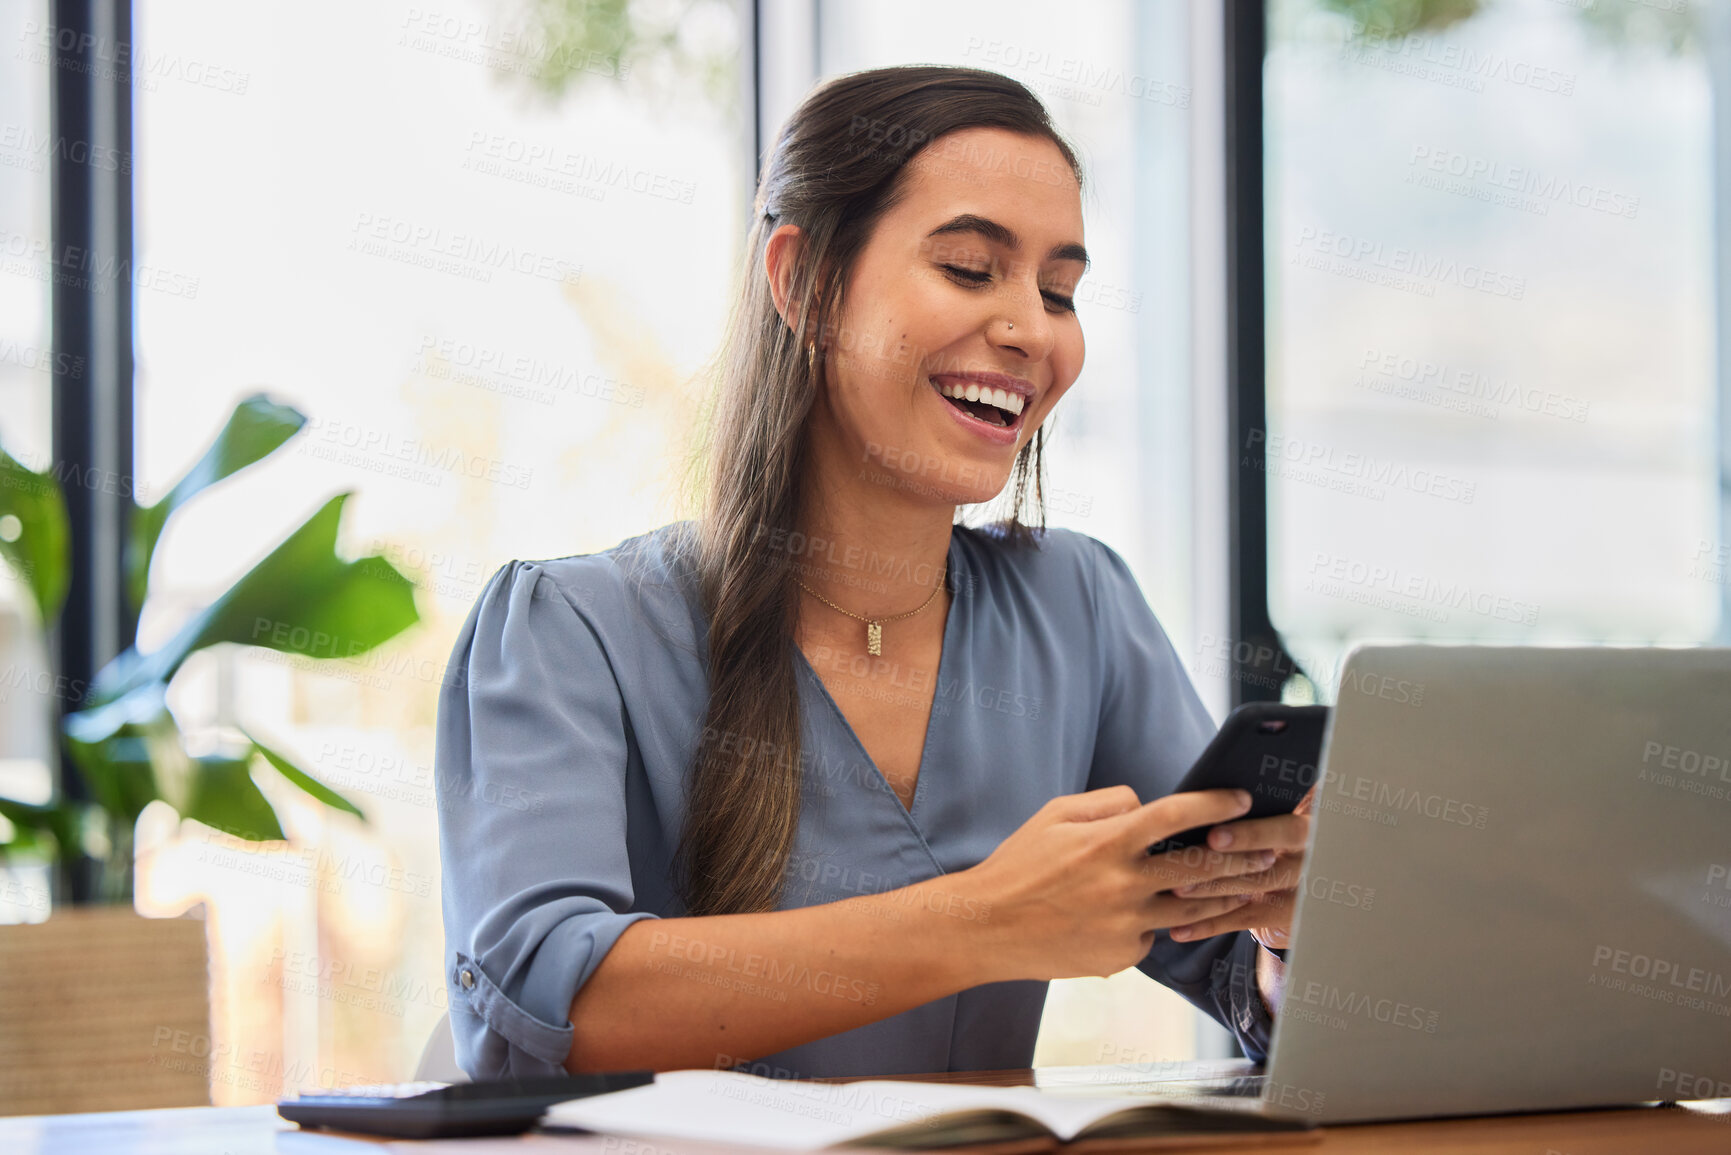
top-left (544, 1069), bottom-right (1318, 1150)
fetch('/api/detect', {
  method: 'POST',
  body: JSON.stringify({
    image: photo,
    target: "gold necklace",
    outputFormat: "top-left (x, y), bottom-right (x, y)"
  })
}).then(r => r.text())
top-left (795, 570), bottom-right (947, 656)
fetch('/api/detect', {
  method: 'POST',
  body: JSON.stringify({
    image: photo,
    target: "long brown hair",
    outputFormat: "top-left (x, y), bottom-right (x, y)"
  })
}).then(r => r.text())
top-left (677, 65), bottom-right (1084, 916)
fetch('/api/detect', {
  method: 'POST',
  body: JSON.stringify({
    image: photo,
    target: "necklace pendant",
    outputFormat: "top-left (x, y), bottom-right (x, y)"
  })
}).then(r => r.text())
top-left (866, 621), bottom-right (883, 656)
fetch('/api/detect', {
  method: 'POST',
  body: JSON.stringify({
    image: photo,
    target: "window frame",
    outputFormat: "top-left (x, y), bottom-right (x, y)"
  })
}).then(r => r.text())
top-left (1224, 1), bottom-right (1296, 704)
top-left (48, 0), bottom-right (138, 904)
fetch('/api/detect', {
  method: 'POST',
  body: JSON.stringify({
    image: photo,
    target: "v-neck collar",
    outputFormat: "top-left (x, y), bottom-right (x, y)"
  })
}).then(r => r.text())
top-left (793, 531), bottom-right (966, 835)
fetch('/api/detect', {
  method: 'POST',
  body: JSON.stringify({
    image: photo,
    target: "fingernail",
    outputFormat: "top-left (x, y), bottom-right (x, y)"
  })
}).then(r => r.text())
top-left (1211, 829), bottom-right (1234, 849)
top-left (1170, 928), bottom-right (1190, 941)
top-left (1234, 790), bottom-right (1252, 809)
top-left (1258, 851), bottom-right (1277, 867)
top-left (1174, 884), bottom-right (1195, 897)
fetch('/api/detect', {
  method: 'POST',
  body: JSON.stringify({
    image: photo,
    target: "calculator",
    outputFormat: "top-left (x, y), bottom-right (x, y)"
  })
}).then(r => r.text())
top-left (277, 1071), bottom-right (654, 1138)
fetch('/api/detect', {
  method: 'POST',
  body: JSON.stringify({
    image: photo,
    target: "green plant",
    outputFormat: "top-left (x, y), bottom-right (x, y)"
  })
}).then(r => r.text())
top-left (1318, 0), bottom-right (1482, 39)
top-left (493, 0), bottom-right (739, 110)
top-left (1312, 0), bottom-right (1698, 52)
top-left (0, 394), bottom-right (419, 902)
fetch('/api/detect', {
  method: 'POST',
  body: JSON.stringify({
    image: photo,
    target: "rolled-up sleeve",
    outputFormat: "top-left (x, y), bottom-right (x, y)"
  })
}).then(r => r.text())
top-left (1080, 536), bottom-right (1276, 1064)
top-left (435, 560), bottom-right (660, 1080)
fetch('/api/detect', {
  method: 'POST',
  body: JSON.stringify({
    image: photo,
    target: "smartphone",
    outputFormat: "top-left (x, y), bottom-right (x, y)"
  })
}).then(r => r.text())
top-left (1145, 703), bottom-right (1330, 855)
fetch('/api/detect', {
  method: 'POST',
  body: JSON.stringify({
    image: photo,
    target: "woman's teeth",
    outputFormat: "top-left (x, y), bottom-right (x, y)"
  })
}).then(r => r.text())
top-left (935, 380), bottom-right (1025, 417)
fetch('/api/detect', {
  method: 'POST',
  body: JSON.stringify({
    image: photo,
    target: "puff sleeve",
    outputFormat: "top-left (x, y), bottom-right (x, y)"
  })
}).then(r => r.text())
top-left (434, 560), bottom-right (660, 1079)
top-left (1080, 537), bottom-right (1278, 1063)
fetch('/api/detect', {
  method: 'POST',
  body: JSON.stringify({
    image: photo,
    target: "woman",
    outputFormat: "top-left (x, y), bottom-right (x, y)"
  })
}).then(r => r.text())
top-left (435, 64), bottom-right (1310, 1081)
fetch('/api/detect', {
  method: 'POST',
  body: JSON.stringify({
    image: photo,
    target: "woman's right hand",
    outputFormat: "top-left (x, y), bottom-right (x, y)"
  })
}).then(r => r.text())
top-left (962, 785), bottom-right (1276, 983)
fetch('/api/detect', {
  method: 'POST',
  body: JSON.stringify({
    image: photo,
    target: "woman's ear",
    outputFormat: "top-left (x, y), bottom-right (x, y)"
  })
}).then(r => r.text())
top-left (765, 223), bottom-right (820, 333)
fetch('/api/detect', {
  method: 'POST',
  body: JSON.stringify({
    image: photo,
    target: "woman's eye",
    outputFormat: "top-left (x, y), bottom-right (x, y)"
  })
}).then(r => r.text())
top-left (940, 263), bottom-right (1076, 314)
top-left (941, 264), bottom-right (992, 285)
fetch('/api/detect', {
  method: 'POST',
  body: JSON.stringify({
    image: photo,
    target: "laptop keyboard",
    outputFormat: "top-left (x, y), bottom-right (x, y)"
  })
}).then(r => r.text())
top-left (1159, 1075), bottom-right (1269, 1098)
top-left (1035, 1062), bottom-right (1269, 1102)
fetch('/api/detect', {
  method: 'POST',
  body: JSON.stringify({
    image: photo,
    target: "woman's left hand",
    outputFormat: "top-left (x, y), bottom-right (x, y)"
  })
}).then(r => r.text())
top-left (1164, 786), bottom-right (1317, 947)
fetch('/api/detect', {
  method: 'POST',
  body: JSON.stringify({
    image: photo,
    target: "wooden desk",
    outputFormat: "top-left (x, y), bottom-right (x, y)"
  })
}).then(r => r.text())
top-left (1, 1069), bottom-right (1727, 1154)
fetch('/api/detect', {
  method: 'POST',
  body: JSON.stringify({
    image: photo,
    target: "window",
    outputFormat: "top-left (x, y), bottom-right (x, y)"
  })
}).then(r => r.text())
top-left (1264, 0), bottom-right (1722, 694)
top-left (0, 0), bottom-right (56, 925)
top-left (130, 0), bottom-right (743, 1098)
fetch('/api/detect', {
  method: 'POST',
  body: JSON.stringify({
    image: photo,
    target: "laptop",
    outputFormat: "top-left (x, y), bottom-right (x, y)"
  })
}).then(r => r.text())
top-left (1039, 644), bottom-right (1731, 1124)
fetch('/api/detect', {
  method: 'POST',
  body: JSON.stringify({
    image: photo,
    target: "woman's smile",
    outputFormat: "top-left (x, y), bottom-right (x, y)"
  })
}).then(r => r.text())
top-left (928, 370), bottom-right (1032, 446)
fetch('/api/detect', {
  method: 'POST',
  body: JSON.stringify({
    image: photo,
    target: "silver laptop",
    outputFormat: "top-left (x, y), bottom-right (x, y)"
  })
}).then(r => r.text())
top-left (1040, 644), bottom-right (1731, 1125)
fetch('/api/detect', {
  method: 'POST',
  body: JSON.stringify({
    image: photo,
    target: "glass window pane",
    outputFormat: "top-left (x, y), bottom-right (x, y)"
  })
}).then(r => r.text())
top-left (0, 0), bottom-right (56, 924)
top-left (133, 0), bottom-right (742, 1097)
top-left (1265, 0), bottom-right (1719, 689)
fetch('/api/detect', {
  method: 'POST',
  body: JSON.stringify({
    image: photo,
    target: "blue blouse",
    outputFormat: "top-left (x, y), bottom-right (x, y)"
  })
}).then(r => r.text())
top-left (433, 521), bottom-right (1276, 1081)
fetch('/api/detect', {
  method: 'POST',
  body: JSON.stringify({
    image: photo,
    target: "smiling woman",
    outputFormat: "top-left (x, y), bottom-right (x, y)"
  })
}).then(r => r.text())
top-left (784, 131), bottom-right (1087, 504)
top-left (434, 65), bottom-right (1310, 1082)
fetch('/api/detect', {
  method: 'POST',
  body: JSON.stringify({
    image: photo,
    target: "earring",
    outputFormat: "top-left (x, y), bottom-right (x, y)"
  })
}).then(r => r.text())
top-left (807, 342), bottom-right (818, 379)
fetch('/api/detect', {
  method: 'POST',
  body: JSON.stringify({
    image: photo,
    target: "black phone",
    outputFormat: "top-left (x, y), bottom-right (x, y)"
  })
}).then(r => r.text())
top-left (277, 1072), bottom-right (653, 1139)
top-left (1145, 703), bottom-right (1330, 856)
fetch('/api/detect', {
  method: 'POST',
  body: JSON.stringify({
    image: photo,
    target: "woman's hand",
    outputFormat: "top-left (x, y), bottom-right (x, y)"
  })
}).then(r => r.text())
top-left (1162, 785), bottom-right (1318, 948)
top-left (963, 785), bottom-right (1285, 983)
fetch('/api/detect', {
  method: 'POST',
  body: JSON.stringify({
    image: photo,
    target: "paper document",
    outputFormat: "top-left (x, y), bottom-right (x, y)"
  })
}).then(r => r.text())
top-left (544, 1069), bottom-right (1313, 1150)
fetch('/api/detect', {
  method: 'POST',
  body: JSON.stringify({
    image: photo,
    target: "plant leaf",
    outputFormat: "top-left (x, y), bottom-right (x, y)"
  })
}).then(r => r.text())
top-left (93, 491), bottom-right (418, 703)
top-left (183, 755), bottom-right (285, 842)
top-left (128, 394), bottom-right (306, 610)
top-left (0, 821), bottom-right (48, 858)
top-left (62, 680), bottom-right (170, 757)
top-left (0, 442), bottom-right (71, 625)
top-left (61, 692), bottom-right (167, 826)
top-left (242, 726), bottom-right (365, 821)
top-left (0, 796), bottom-right (81, 859)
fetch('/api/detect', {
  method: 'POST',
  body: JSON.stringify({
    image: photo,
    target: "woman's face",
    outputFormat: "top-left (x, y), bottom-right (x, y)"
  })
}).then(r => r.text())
top-left (802, 126), bottom-right (1087, 508)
